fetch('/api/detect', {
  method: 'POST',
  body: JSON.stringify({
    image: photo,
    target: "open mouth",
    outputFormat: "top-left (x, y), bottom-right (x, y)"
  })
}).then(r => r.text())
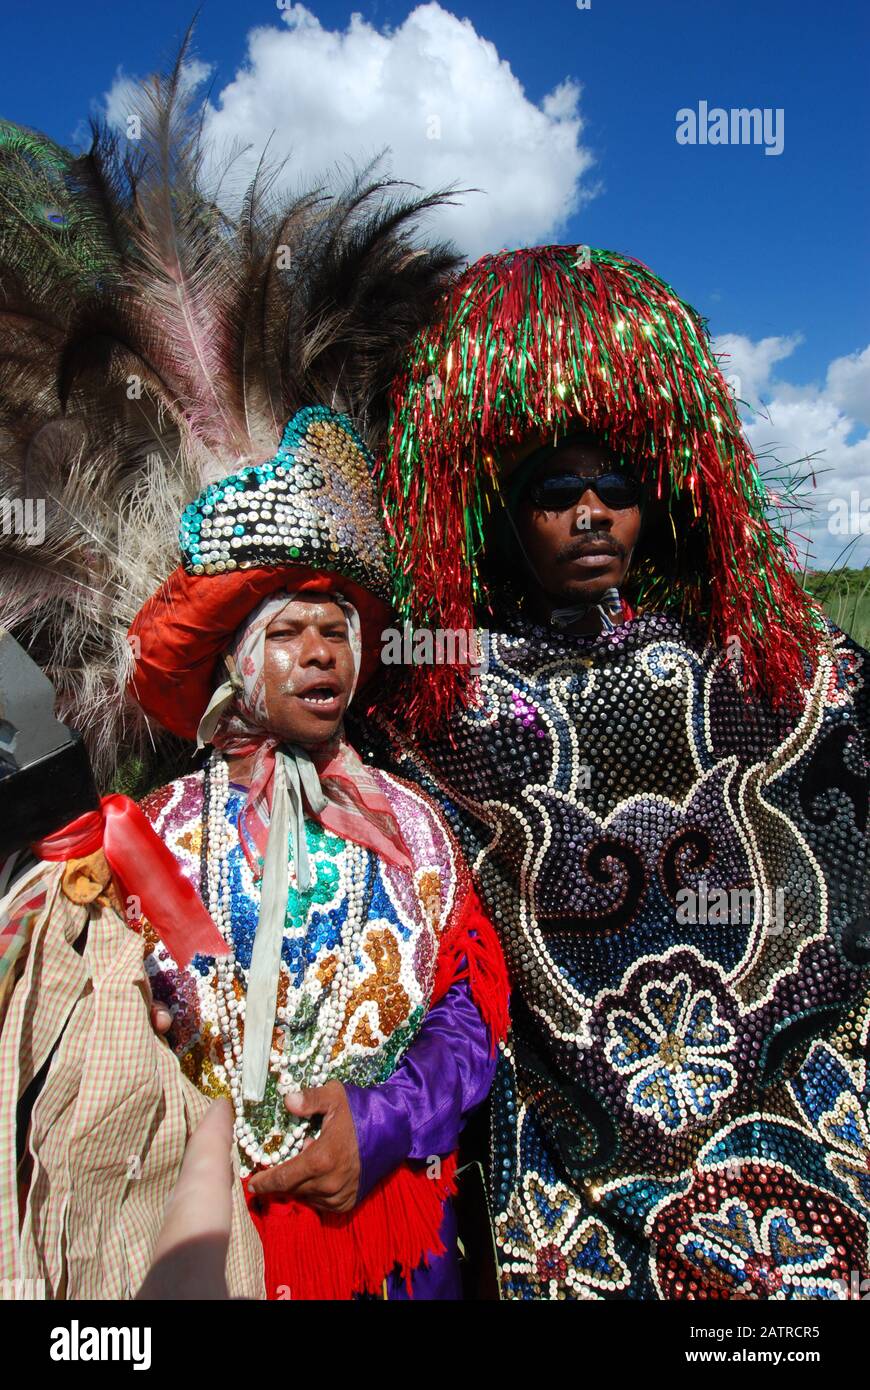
top-left (296, 683), bottom-right (342, 711)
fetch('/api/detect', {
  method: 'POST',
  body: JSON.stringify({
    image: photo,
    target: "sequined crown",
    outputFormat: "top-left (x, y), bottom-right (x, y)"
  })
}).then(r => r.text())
top-left (179, 405), bottom-right (391, 601)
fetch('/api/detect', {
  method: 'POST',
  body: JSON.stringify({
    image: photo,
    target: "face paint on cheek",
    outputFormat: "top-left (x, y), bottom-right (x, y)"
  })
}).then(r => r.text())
top-left (263, 645), bottom-right (303, 713)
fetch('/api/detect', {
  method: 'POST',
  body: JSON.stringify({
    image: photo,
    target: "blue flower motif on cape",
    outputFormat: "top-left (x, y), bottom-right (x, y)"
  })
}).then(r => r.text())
top-left (496, 1171), bottom-right (630, 1300)
top-left (604, 970), bottom-right (737, 1132)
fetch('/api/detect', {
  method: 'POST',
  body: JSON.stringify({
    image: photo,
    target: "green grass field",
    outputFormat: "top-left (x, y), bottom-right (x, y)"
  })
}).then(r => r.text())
top-left (803, 567), bottom-right (870, 648)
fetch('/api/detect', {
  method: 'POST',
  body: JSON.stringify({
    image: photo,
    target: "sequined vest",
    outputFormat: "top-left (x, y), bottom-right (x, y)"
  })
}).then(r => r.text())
top-left (138, 767), bottom-right (464, 1169)
top-left (367, 610), bottom-right (870, 1300)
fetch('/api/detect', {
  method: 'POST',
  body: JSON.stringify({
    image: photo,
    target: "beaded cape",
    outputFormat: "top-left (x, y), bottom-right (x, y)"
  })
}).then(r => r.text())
top-left (362, 608), bottom-right (870, 1299)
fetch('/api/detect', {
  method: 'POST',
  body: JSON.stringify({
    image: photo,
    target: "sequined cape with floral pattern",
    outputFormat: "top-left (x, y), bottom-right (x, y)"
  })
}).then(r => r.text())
top-left (361, 610), bottom-right (870, 1300)
top-left (138, 766), bottom-right (470, 1168)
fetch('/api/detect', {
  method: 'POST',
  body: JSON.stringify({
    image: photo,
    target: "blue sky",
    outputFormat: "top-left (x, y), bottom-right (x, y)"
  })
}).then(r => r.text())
top-left (2, 0), bottom-right (867, 564)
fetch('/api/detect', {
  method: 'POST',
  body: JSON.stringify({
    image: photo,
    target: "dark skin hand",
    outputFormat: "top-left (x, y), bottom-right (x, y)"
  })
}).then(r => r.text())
top-left (247, 1083), bottom-right (361, 1213)
top-left (149, 1025), bottom-right (361, 1212)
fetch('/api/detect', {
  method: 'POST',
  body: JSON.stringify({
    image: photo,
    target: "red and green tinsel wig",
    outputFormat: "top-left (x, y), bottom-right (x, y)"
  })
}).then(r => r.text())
top-left (379, 244), bottom-right (823, 729)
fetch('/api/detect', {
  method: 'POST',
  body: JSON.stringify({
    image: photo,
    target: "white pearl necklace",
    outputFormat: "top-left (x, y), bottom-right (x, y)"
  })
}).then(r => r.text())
top-left (204, 750), bottom-right (370, 1174)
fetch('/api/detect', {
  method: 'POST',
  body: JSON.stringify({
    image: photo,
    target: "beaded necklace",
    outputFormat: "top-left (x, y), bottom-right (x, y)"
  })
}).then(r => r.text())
top-left (201, 749), bottom-right (373, 1172)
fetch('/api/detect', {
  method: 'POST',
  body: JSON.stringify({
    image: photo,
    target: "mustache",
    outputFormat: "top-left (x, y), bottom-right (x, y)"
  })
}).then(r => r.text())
top-left (556, 534), bottom-right (626, 562)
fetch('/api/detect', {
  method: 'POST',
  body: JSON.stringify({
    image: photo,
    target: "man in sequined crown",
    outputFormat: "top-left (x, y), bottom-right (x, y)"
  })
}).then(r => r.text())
top-left (123, 407), bottom-right (512, 1302)
top-left (1, 406), bottom-right (508, 1303)
top-left (364, 245), bottom-right (870, 1301)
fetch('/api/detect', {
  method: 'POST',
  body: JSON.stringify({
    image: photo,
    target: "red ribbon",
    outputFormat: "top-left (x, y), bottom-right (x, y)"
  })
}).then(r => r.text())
top-left (33, 794), bottom-right (229, 969)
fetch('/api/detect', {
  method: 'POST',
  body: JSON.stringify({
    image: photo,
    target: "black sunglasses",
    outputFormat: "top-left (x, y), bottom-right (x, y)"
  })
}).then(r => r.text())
top-left (527, 470), bottom-right (642, 511)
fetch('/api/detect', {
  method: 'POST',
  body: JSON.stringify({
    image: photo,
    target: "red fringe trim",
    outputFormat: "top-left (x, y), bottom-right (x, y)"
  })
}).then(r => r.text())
top-left (432, 887), bottom-right (511, 1051)
top-left (244, 1153), bottom-right (458, 1300)
top-left (242, 890), bottom-right (507, 1300)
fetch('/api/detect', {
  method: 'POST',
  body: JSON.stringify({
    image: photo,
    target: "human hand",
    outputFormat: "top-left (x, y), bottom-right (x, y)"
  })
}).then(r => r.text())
top-left (246, 1081), bottom-right (360, 1213)
top-left (150, 1001), bottom-right (173, 1034)
top-left (136, 1098), bottom-right (234, 1300)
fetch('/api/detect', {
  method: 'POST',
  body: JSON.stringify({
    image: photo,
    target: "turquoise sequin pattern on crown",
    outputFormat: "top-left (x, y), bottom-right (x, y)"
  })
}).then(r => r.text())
top-left (176, 404), bottom-right (391, 600)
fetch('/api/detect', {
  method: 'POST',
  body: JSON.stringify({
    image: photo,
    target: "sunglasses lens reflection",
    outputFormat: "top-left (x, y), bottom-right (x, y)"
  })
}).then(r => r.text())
top-left (532, 472), bottom-right (640, 510)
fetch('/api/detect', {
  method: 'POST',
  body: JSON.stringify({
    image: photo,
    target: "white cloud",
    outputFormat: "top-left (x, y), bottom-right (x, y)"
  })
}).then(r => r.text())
top-left (713, 332), bottom-right (803, 406)
top-left (95, 15), bottom-right (867, 574)
top-left (713, 332), bottom-right (870, 571)
top-left (825, 344), bottom-right (870, 429)
top-left (103, 58), bottom-right (214, 135)
top-left (101, 3), bottom-right (595, 260)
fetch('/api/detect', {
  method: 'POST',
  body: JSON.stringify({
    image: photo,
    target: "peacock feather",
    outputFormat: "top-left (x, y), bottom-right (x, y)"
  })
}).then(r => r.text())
top-left (0, 29), bottom-right (460, 792)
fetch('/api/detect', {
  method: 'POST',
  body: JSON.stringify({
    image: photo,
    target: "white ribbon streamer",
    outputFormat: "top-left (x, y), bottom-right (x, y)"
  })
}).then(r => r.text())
top-left (241, 746), bottom-right (329, 1102)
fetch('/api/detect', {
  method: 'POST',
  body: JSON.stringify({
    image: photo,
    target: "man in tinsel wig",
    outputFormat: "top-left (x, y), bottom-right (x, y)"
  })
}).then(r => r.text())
top-left (364, 244), bottom-right (870, 1300)
top-left (0, 53), bottom-right (507, 1301)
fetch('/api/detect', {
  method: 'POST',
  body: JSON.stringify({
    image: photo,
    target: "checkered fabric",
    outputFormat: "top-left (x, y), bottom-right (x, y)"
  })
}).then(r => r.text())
top-left (0, 866), bottom-right (264, 1300)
